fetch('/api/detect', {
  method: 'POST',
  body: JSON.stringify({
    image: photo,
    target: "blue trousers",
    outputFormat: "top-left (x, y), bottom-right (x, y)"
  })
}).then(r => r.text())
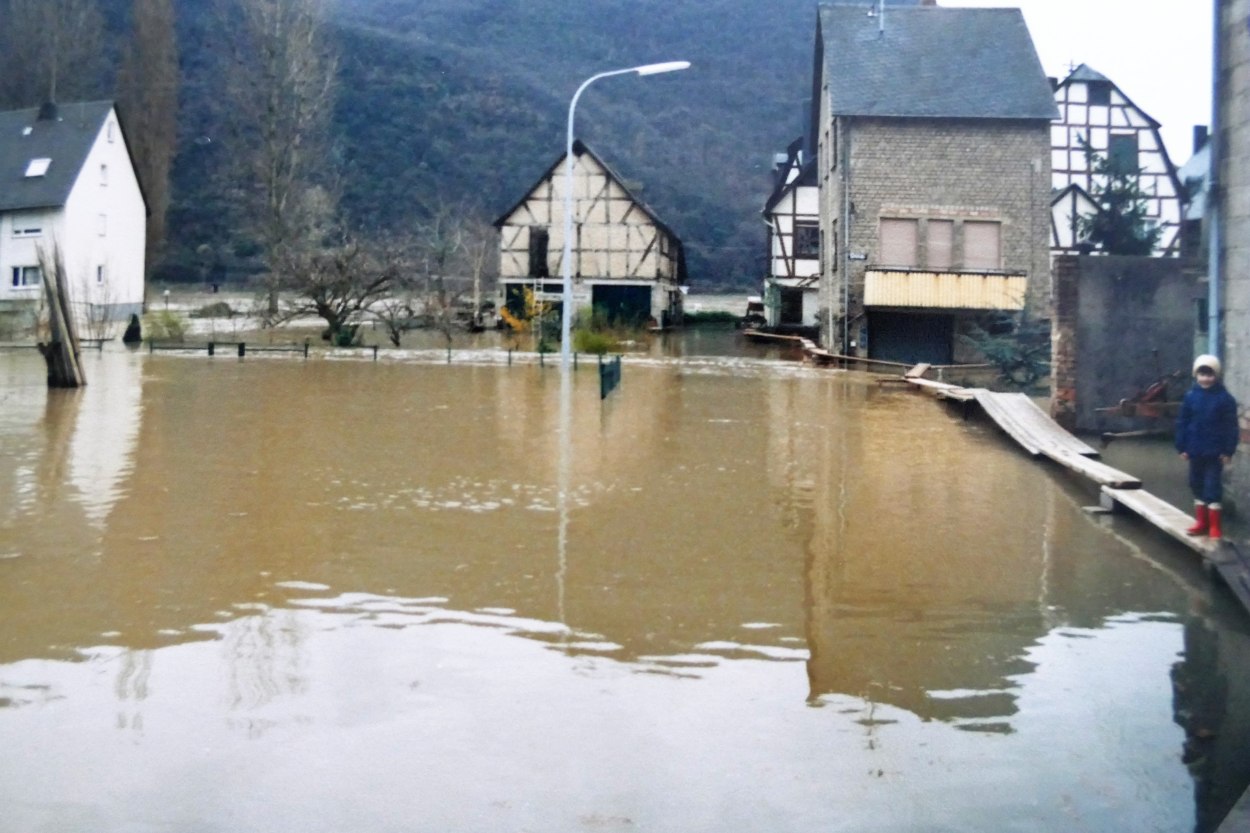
top-left (1188, 455), bottom-right (1225, 505)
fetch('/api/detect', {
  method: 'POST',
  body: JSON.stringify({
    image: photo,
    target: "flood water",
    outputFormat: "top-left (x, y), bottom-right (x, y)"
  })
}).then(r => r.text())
top-left (2, 342), bottom-right (1250, 833)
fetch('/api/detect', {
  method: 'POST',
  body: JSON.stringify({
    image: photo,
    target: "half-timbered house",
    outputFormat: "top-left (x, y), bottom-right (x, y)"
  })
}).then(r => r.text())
top-left (812, 4), bottom-right (1056, 364)
top-left (1050, 64), bottom-right (1185, 256)
top-left (494, 140), bottom-right (685, 329)
top-left (761, 138), bottom-right (819, 330)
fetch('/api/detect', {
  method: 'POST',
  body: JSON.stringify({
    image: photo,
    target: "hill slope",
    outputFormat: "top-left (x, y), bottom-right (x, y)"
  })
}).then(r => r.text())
top-left (165, 0), bottom-right (819, 289)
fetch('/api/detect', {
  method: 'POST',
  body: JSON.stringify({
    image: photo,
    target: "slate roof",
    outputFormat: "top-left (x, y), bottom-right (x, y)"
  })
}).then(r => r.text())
top-left (817, 5), bottom-right (1058, 121)
top-left (0, 100), bottom-right (114, 212)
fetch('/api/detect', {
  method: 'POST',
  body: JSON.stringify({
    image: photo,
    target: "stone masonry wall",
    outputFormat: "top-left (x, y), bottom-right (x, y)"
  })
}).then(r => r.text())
top-left (1220, 0), bottom-right (1250, 508)
top-left (828, 117), bottom-right (1052, 351)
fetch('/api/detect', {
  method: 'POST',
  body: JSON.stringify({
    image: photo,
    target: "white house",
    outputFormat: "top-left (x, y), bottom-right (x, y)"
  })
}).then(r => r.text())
top-left (0, 101), bottom-right (147, 335)
top-left (494, 140), bottom-right (686, 329)
top-left (761, 138), bottom-right (820, 330)
top-left (1050, 65), bottom-right (1184, 256)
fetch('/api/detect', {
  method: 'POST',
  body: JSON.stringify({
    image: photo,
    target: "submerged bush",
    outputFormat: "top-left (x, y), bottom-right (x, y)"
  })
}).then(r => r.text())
top-left (190, 301), bottom-right (235, 319)
top-left (145, 310), bottom-right (186, 341)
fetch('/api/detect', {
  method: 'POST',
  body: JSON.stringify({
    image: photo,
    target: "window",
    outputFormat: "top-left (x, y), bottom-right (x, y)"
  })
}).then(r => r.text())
top-left (1086, 80), bottom-right (1112, 106)
top-left (963, 221), bottom-right (1002, 270)
top-left (98, 214), bottom-right (107, 237)
top-left (1108, 133), bottom-right (1139, 171)
top-left (527, 228), bottom-right (549, 277)
top-left (794, 222), bottom-right (820, 258)
top-left (927, 220), bottom-right (954, 271)
top-left (107, 121), bottom-right (116, 143)
top-left (97, 265), bottom-right (105, 284)
top-left (11, 266), bottom-right (41, 287)
top-left (24, 157), bottom-right (51, 177)
top-left (100, 164), bottom-right (108, 186)
top-left (11, 215), bottom-right (42, 237)
top-left (879, 218), bottom-right (919, 268)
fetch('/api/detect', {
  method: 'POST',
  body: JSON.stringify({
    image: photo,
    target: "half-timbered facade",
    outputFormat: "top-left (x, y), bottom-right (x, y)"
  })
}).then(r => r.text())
top-left (761, 138), bottom-right (819, 330)
top-left (812, 5), bottom-right (1056, 363)
top-left (1050, 64), bottom-right (1184, 256)
top-left (494, 140), bottom-right (685, 328)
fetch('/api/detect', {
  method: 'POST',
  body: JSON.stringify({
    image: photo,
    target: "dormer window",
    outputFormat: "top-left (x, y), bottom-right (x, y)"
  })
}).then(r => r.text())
top-left (25, 158), bottom-right (51, 177)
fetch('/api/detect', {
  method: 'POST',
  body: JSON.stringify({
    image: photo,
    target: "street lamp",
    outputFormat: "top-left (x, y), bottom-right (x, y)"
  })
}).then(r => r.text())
top-left (560, 60), bottom-right (691, 370)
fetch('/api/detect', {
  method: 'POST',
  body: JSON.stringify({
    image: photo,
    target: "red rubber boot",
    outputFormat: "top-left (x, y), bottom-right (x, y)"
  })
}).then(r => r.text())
top-left (1187, 502), bottom-right (1209, 536)
top-left (1209, 504), bottom-right (1223, 540)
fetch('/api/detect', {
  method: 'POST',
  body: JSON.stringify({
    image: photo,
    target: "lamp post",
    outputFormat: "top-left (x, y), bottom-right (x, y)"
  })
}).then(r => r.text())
top-left (560, 60), bottom-right (690, 370)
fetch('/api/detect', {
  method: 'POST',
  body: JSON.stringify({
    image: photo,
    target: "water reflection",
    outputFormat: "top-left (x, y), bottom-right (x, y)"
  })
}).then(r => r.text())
top-left (1, 349), bottom-right (1249, 831)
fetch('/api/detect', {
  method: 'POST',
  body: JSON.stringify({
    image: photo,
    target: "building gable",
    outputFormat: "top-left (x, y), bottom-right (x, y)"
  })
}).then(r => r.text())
top-left (0, 101), bottom-right (115, 213)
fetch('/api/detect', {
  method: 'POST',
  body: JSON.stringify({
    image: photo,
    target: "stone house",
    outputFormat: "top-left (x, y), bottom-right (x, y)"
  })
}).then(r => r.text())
top-left (0, 101), bottom-right (147, 336)
top-left (1049, 64), bottom-right (1185, 256)
top-left (811, 4), bottom-right (1057, 364)
top-left (493, 140), bottom-right (686, 329)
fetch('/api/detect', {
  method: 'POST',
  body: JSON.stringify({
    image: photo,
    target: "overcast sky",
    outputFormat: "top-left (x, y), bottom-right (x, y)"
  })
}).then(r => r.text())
top-left (942, 0), bottom-right (1214, 163)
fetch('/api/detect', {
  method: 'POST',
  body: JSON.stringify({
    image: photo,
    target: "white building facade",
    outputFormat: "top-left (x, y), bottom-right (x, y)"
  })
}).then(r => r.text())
top-left (0, 101), bottom-right (147, 336)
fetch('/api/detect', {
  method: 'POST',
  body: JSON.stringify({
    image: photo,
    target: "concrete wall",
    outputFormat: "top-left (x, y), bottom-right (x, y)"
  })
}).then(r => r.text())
top-left (1219, 0), bottom-right (1250, 507)
top-left (1050, 254), bottom-right (1203, 434)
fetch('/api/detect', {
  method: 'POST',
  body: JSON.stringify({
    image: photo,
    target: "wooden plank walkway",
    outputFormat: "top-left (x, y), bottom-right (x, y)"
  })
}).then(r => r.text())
top-left (896, 365), bottom-right (1250, 833)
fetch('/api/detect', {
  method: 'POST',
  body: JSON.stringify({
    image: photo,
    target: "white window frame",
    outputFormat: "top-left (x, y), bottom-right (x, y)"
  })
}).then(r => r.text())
top-left (11, 266), bottom-right (41, 287)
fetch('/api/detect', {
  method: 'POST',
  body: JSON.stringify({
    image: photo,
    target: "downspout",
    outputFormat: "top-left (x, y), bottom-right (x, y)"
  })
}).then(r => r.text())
top-left (842, 117), bottom-right (852, 354)
top-left (1208, 0), bottom-right (1222, 356)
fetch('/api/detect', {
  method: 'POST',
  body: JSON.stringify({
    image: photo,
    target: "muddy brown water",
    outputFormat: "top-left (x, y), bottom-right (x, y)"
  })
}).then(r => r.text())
top-left (2, 344), bottom-right (1249, 833)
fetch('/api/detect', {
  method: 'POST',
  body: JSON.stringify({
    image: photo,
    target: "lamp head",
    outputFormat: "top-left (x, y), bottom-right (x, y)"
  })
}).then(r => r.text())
top-left (635, 61), bottom-right (691, 76)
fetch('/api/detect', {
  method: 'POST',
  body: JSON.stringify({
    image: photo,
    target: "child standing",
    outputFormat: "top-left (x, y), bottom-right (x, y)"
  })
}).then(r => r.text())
top-left (1176, 354), bottom-right (1240, 538)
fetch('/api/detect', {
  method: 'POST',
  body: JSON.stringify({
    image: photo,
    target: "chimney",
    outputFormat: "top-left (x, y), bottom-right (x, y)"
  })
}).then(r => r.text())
top-left (1194, 125), bottom-right (1209, 154)
top-left (37, 101), bottom-right (58, 121)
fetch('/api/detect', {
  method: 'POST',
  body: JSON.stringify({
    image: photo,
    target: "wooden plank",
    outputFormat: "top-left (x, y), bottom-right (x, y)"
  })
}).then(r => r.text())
top-left (971, 390), bottom-right (1102, 458)
top-left (1101, 487), bottom-right (1222, 557)
top-left (1046, 448), bottom-right (1141, 488)
top-left (904, 362), bottom-right (931, 379)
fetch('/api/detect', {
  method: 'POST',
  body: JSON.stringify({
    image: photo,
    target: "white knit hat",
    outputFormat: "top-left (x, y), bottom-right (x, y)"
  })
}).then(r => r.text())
top-left (1193, 354), bottom-right (1222, 376)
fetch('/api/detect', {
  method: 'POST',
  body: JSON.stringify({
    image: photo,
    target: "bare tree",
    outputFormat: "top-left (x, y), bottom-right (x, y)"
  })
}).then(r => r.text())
top-left (220, 0), bottom-right (339, 315)
top-left (276, 232), bottom-right (399, 344)
top-left (0, 0), bottom-right (107, 109)
top-left (117, 0), bottom-right (180, 283)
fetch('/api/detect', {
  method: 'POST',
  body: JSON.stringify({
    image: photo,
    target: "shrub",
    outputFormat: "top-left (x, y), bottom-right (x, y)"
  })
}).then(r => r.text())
top-left (145, 310), bottom-right (186, 341)
top-left (190, 301), bottom-right (235, 319)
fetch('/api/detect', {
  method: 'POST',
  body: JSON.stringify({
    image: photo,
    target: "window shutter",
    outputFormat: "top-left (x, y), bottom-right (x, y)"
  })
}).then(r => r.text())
top-left (879, 219), bottom-right (918, 268)
top-left (964, 222), bottom-right (1001, 270)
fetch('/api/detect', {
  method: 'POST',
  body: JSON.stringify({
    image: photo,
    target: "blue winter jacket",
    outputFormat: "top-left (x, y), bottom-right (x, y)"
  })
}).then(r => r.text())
top-left (1175, 382), bottom-right (1240, 458)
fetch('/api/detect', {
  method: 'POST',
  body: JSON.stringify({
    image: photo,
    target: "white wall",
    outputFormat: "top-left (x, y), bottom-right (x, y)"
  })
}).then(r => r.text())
top-left (63, 107), bottom-right (146, 317)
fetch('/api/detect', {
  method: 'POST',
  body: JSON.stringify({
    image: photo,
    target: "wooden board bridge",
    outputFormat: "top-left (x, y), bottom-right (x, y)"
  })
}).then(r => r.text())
top-left (900, 372), bottom-right (1250, 616)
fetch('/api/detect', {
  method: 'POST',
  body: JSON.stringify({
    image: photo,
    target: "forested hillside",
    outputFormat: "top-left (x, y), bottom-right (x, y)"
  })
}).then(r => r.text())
top-left (5, 0), bottom-right (820, 289)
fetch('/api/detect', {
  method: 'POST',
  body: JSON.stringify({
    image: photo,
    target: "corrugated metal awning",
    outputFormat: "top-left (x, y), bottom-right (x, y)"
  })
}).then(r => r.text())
top-left (864, 269), bottom-right (1027, 311)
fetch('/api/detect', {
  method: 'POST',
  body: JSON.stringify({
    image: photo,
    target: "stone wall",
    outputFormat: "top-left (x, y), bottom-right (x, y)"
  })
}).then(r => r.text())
top-left (1219, 0), bottom-right (1250, 505)
top-left (820, 116), bottom-right (1052, 349)
top-left (1050, 255), bottom-right (1204, 434)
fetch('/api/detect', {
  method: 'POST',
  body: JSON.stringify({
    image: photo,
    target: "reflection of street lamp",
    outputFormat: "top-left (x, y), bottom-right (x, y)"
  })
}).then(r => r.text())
top-left (560, 61), bottom-right (691, 370)
top-left (163, 288), bottom-right (170, 310)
